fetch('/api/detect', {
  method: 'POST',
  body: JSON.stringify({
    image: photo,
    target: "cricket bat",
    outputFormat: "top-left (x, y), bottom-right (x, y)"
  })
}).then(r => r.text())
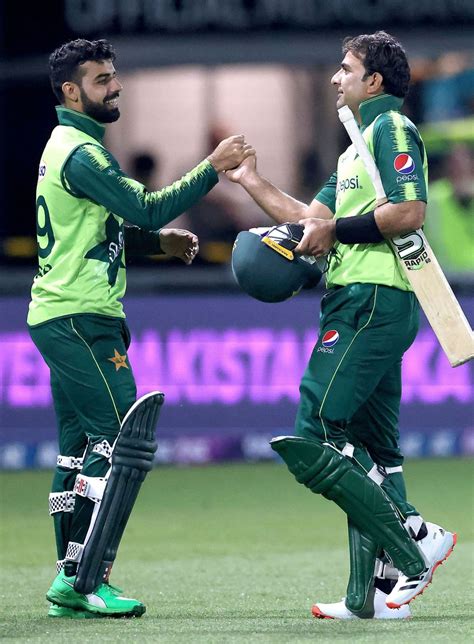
top-left (338, 105), bottom-right (474, 367)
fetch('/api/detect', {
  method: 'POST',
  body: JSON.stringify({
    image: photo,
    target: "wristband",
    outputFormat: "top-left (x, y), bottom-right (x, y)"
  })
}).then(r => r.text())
top-left (124, 226), bottom-right (165, 255)
top-left (335, 211), bottom-right (384, 244)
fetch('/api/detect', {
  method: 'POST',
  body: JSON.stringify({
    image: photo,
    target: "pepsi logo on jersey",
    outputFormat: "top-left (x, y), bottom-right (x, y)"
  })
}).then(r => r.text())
top-left (317, 329), bottom-right (340, 354)
top-left (394, 153), bottom-right (415, 174)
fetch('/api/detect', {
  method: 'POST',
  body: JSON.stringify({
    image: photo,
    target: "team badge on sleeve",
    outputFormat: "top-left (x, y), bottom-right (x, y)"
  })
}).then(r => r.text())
top-left (394, 153), bottom-right (415, 175)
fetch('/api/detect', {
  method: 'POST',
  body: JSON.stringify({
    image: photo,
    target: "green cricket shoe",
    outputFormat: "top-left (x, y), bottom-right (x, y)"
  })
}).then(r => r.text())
top-left (46, 570), bottom-right (145, 618)
top-left (48, 604), bottom-right (101, 619)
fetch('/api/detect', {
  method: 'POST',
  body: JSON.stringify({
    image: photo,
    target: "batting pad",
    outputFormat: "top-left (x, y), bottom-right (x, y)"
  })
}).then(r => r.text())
top-left (346, 519), bottom-right (379, 616)
top-left (270, 436), bottom-right (425, 577)
top-left (74, 391), bottom-right (164, 594)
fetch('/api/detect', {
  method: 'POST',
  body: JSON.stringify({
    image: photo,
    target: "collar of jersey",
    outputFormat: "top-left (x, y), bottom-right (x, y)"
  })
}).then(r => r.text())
top-left (56, 106), bottom-right (106, 143)
top-left (359, 94), bottom-right (403, 131)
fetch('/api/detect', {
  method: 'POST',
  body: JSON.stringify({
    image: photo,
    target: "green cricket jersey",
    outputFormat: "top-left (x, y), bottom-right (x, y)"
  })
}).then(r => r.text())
top-left (315, 94), bottom-right (428, 291)
top-left (28, 107), bottom-right (218, 326)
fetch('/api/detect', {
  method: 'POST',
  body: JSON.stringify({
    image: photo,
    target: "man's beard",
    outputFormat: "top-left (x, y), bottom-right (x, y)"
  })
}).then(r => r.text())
top-left (80, 87), bottom-right (120, 123)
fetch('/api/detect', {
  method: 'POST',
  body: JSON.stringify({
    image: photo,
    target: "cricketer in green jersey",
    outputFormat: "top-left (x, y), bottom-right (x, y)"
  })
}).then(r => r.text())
top-left (227, 32), bottom-right (455, 619)
top-left (28, 38), bottom-right (255, 619)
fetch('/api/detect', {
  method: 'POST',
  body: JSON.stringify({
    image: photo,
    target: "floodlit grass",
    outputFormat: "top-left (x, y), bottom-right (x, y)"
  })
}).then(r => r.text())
top-left (0, 459), bottom-right (473, 642)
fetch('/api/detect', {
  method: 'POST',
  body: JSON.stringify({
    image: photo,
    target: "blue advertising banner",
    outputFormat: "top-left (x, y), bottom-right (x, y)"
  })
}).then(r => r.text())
top-left (1, 293), bottom-right (473, 468)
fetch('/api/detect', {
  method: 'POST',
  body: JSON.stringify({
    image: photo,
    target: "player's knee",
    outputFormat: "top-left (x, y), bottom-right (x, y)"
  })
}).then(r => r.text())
top-left (271, 436), bottom-right (349, 496)
top-left (296, 396), bottom-right (348, 449)
top-left (117, 392), bottom-right (138, 422)
top-left (295, 404), bottom-right (329, 444)
top-left (79, 436), bottom-right (115, 480)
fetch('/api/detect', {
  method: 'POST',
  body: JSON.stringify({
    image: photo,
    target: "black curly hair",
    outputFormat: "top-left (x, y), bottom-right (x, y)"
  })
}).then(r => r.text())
top-left (49, 39), bottom-right (116, 103)
top-left (342, 31), bottom-right (410, 98)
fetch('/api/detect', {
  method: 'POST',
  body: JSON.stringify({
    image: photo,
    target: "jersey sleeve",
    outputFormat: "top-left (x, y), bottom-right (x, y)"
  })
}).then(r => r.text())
top-left (63, 144), bottom-right (219, 230)
top-left (373, 113), bottom-right (427, 204)
top-left (313, 172), bottom-right (337, 212)
top-left (124, 226), bottom-right (165, 256)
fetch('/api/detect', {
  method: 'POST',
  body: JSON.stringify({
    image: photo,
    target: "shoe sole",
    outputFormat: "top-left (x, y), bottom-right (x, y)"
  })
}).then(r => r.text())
top-left (48, 606), bottom-right (103, 619)
top-left (312, 605), bottom-right (335, 619)
top-left (312, 604), bottom-right (411, 620)
top-left (46, 590), bottom-right (146, 618)
top-left (386, 532), bottom-right (457, 609)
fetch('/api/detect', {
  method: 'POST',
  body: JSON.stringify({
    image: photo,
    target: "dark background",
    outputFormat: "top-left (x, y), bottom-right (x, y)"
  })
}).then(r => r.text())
top-left (1, 0), bottom-right (473, 245)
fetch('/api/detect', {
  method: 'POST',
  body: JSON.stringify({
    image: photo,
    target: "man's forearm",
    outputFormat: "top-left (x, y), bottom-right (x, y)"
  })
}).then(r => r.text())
top-left (240, 173), bottom-right (308, 224)
top-left (375, 200), bottom-right (426, 237)
top-left (65, 146), bottom-right (219, 231)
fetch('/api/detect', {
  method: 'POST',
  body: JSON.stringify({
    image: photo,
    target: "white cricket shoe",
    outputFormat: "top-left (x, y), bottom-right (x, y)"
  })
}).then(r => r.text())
top-left (312, 589), bottom-right (411, 619)
top-left (386, 522), bottom-right (457, 609)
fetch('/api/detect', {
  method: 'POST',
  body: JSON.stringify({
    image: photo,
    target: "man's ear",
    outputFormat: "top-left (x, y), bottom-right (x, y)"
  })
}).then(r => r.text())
top-left (62, 81), bottom-right (80, 104)
top-left (367, 72), bottom-right (384, 95)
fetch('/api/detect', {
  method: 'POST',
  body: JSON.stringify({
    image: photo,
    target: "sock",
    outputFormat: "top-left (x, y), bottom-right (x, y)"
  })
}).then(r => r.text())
top-left (374, 577), bottom-right (396, 594)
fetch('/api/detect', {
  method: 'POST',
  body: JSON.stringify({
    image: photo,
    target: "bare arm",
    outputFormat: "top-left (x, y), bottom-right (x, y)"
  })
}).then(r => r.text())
top-left (304, 198), bottom-right (334, 220)
top-left (374, 200), bottom-right (425, 236)
top-left (295, 200), bottom-right (426, 257)
top-left (226, 156), bottom-right (332, 224)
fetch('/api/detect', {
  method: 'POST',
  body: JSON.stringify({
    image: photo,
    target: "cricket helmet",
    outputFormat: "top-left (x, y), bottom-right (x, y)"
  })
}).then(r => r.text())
top-left (231, 223), bottom-right (323, 303)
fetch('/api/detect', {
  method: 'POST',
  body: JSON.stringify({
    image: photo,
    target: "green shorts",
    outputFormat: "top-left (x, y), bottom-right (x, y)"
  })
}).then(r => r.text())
top-left (29, 314), bottom-right (137, 456)
top-left (295, 284), bottom-right (419, 467)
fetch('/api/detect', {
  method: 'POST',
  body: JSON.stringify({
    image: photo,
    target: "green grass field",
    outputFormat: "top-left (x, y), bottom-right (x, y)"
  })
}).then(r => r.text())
top-left (0, 459), bottom-right (473, 642)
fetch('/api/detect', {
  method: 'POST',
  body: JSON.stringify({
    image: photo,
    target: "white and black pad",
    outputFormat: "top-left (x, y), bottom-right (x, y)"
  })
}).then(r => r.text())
top-left (74, 391), bottom-right (163, 594)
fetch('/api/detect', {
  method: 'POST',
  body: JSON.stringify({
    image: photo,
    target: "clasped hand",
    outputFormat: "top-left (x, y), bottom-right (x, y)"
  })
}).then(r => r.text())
top-left (159, 228), bottom-right (199, 265)
top-left (294, 218), bottom-right (336, 257)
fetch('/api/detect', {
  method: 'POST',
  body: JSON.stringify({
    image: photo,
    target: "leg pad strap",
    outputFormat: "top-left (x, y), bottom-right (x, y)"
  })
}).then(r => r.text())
top-left (65, 541), bottom-right (84, 563)
top-left (49, 491), bottom-right (76, 515)
top-left (92, 440), bottom-right (113, 460)
top-left (57, 455), bottom-right (83, 470)
top-left (73, 474), bottom-right (107, 503)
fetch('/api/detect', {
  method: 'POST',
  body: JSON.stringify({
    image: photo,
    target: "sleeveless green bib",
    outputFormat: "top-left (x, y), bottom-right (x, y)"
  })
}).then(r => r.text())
top-left (28, 121), bottom-right (126, 325)
top-left (326, 109), bottom-right (428, 291)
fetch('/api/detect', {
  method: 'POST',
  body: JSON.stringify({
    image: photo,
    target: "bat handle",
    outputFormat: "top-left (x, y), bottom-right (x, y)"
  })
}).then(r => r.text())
top-left (375, 197), bottom-right (389, 207)
top-left (337, 105), bottom-right (354, 123)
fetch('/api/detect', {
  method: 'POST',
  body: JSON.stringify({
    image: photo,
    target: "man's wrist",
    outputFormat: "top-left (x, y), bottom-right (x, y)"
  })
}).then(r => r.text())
top-left (238, 168), bottom-right (260, 190)
top-left (335, 211), bottom-right (384, 244)
top-left (206, 154), bottom-right (223, 173)
top-left (124, 226), bottom-right (165, 255)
